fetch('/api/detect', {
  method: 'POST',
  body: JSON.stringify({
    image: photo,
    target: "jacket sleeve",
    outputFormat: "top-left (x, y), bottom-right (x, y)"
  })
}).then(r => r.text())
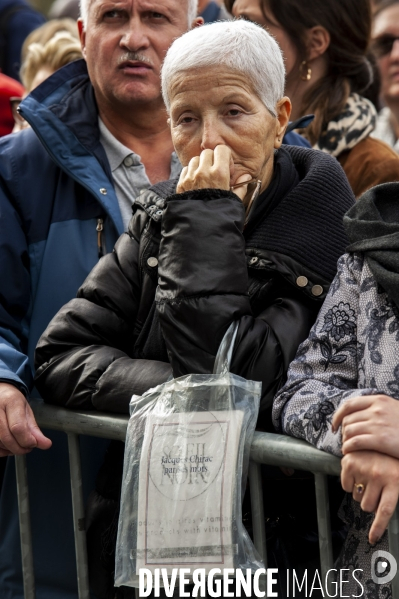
top-left (272, 253), bottom-right (380, 457)
top-left (155, 188), bottom-right (320, 419)
top-left (34, 231), bottom-right (172, 413)
top-left (0, 148), bottom-right (34, 395)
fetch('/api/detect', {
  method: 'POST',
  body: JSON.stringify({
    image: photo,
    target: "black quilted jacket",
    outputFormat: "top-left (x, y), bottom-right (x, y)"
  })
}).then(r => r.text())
top-left (34, 146), bottom-right (354, 423)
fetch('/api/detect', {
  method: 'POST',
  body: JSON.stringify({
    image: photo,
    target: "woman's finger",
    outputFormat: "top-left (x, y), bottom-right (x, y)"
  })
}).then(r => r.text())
top-left (342, 433), bottom-right (379, 455)
top-left (369, 485), bottom-right (399, 545)
top-left (186, 155), bottom-right (200, 179)
top-left (342, 420), bottom-right (372, 443)
top-left (232, 174), bottom-right (253, 201)
top-left (340, 457), bottom-right (356, 493)
top-left (199, 148), bottom-right (214, 170)
top-left (212, 145), bottom-right (232, 182)
top-left (359, 480), bottom-right (381, 513)
top-left (176, 166), bottom-right (188, 193)
top-left (332, 396), bottom-right (376, 431)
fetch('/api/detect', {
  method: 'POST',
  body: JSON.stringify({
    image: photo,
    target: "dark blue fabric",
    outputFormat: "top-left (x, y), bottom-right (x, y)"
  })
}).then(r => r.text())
top-left (283, 130), bottom-right (311, 147)
top-left (0, 59), bottom-right (122, 599)
top-left (0, 0), bottom-right (45, 81)
top-left (200, 0), bottom-right (222, 22)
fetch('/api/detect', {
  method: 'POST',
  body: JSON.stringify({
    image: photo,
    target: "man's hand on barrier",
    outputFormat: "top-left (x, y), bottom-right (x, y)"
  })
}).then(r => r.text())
top-left (0, 383), bottom-right (52, 456)
top-left (341, 449), bottom-right (399, 545)
top-left (333, 394), bottom-right (399, 460)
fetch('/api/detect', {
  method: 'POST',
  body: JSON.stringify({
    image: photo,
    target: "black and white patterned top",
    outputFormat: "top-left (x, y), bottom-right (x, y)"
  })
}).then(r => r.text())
top-left (273, 252), bottom-right (398, 598)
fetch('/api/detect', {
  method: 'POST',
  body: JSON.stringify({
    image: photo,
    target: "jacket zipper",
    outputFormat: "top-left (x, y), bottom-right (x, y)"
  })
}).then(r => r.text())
top-left (96, 218), bottom-right (104, 259)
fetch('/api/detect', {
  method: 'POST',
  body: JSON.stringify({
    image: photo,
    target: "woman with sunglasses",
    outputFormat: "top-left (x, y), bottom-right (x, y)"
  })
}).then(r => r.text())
top-left (372, 0), bottom-right (399, 152)
top-left (227, 0), bottom-right (399, 198)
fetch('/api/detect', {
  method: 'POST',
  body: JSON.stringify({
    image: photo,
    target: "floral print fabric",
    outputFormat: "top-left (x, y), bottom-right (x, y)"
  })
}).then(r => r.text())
top-left (273, 252), bottom-right (399, 598)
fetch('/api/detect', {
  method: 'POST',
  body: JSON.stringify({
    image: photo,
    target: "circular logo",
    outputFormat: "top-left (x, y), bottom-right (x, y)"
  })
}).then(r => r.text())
top-left (371, 550), bottom-right (398, 585)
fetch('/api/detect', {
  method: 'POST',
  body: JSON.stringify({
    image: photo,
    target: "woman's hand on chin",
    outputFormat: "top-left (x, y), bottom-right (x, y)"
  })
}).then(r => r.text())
top-left (333, 394), bottom-right (399, 460)
top-left (341, 450), bottom-right (399, 544)
top-left (177, 145), bottom-right (251, 201)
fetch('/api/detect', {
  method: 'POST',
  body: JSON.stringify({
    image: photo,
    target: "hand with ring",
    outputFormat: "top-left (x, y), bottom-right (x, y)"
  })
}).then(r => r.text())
top-left (341, 450), bottom-right (399, 544)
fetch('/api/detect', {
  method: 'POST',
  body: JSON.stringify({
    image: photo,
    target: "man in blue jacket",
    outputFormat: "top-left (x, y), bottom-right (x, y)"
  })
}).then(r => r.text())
top-left (0, 1), bottom-right (200, 597)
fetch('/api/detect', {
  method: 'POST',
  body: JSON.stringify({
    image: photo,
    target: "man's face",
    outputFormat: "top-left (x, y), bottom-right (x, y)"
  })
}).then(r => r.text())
top-left (79, 0), bottom-right (191, 111)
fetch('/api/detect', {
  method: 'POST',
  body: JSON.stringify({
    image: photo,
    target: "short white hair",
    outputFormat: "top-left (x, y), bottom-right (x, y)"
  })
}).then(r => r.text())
top-left (161, 19), bottom-right (285, 117)
top-left (79, 0), bottom-right (198, 29)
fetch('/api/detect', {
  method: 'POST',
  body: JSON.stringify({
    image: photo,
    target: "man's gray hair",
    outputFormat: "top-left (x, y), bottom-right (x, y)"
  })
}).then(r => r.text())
top-left (161, 19), bottom-right (285, 117)
top-left (79, 0), bottom-right (198, 28)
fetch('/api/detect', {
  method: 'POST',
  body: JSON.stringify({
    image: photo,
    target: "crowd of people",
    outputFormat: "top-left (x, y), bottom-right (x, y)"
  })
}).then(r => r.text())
top-left (1, 0), bottom-right (399, 598)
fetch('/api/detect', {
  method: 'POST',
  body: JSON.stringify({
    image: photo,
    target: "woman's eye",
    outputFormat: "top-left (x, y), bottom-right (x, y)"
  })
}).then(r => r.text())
top-left (227, 109), bottom-right (242, 117)
top-left (178, 116), bottom-right (195, 125)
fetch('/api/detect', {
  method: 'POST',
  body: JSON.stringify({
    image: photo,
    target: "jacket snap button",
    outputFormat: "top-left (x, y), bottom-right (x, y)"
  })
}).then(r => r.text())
top-left (249, 257), bottom-right (258, 265)
top-left (312, 285), bottom-right (324, 296)
top-left (147, 257), bottom-right (158, 268)
top-left (296, 276), bottom-right (308, 287)
top-left (100, 188), bottom-right (107, 195)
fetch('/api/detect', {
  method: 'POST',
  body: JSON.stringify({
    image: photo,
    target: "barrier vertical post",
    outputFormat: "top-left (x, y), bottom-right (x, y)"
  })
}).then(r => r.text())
top-left (314, 473), bottom-right (334, 594)
top-left (67, 433), bottom-right (90, 599)
top-left (15, 455), bottom-right (35, 599)
top-left (249, 461), bottom-right (268, 568)
top-left (388, 504), bottom-right (399, 599)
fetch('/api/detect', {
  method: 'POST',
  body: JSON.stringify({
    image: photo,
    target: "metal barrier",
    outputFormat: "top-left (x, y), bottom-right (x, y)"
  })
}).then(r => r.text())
top-left (13, 400), bottom-right (399, 599)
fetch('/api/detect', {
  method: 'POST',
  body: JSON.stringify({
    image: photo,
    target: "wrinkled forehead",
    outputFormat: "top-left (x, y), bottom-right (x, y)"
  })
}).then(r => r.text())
top-left (87, 0), bottom-right (187, 17)
top-left (168, 67), bottom-right (263, 109)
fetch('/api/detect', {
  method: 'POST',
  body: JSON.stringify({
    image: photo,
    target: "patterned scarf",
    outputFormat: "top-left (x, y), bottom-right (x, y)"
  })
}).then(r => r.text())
top-left (314, 93), bottom-right (377, 158)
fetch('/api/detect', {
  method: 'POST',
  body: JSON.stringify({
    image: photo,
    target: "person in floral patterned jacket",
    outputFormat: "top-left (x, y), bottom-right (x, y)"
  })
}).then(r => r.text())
top-left (273, 181), bottom-right (399, 598)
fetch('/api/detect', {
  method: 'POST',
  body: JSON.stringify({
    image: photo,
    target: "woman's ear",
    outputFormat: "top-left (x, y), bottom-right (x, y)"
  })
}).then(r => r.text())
top-left (274, 97), bottom-right (292, 149)
top-left (305, 26), bottom-right (331, 61)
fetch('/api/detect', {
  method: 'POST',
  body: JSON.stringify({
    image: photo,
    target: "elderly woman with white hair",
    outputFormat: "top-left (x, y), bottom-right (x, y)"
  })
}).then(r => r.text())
top-left (34, 20), bottom-right (354, 596)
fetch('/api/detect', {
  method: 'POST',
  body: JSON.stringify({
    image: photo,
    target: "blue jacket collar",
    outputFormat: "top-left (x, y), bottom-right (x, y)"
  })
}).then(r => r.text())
top-left (19, 60), bottom-right (124, 235)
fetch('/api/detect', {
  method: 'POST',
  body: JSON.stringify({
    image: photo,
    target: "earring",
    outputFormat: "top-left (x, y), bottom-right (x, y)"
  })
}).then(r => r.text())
top-left (299, 60), bottom-right (312, 81)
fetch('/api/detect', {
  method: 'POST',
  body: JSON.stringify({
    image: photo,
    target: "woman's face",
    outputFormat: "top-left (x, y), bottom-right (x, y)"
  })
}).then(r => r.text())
top-left (169, 66), bottom-right (290, 190)
top-left (232, 0), bottom-right (298, 76)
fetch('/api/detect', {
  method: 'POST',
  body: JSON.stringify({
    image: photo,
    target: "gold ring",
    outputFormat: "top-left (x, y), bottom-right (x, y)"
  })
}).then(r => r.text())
top-left (355, 483), bottom-right (365, 494)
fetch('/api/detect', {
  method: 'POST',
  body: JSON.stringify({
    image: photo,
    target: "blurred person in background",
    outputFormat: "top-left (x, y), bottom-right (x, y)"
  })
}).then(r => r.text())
top-left (227, 0), bottom-right (399, 198)
top-left (12, 31), bottom-right (82, 131)
top-left (20, 17), bottom-right (79, 62)
top-left (371, 0), bottom-right (399, 152)
top-left (198, 0), bottom-right (232, 21)
top-left (48, 0), bottom-right (80, 20)
top-left (0, 73), bottom-right (24, 136)
top-left (0, 0), bottom-right (45, 81)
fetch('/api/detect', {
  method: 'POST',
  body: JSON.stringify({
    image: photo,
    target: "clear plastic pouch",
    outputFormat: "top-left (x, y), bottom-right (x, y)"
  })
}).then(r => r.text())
top-left (115, 323), bottom-right (263, 588)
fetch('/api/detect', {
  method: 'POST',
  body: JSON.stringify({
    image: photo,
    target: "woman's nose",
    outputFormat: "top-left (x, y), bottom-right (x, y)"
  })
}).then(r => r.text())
top-left (200, 122), bottom-right (225, 151)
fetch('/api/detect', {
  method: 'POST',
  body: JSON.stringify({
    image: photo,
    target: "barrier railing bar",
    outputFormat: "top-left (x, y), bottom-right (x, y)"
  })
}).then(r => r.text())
top-left (67, 433), bottom-right (90, 599)
top-left (314, 473), bottom-right (334, 594)
top-left (20, 402), bottom-right (399, 599)
top-left (15, 455), bottom-right (35, 599)
top-left (31, 402), bottom-right (128, 441)
top-left (248, 461), bottom-right (268, 569)
top-left (250, 431), bottom-right (341, 476)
